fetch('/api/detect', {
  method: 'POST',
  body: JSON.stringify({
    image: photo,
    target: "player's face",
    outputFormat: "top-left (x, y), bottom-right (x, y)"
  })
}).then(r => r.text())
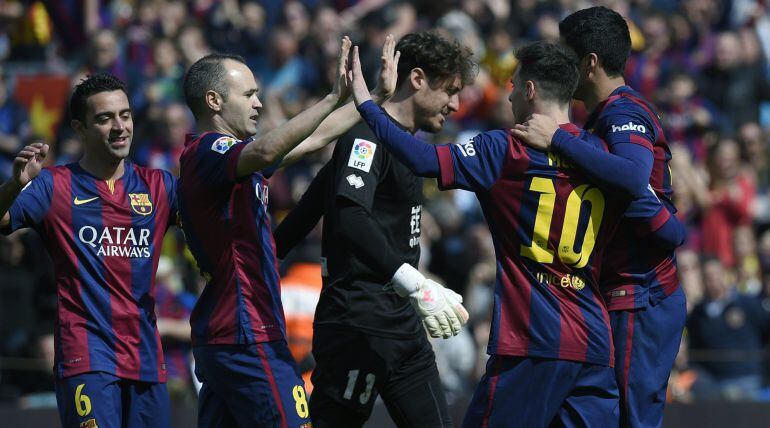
top-left (572, 56), bottom-right (591, 101)
top-left (77, 90), bottom-right (133, 161)
top-left (508, 68), bottom-right (531, 125)
top-left (414, 74), bottom-right (462, 133)
top-left (220, 60), bottom-right (262, 140)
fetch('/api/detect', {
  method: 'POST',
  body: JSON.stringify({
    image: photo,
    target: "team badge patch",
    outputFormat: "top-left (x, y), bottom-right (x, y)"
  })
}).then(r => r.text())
top-left (80, 418), bottom-right (99, 428)
top-left (211, 136), bottom-right (238, 154)
top-left (347, 139), bottom-right (377, 172)
top-left (129, 193), bottom-right (153, 216)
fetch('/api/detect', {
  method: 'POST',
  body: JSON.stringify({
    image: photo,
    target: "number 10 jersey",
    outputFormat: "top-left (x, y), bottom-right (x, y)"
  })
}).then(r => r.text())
top-left (435, 124), bottom-right (664, 367)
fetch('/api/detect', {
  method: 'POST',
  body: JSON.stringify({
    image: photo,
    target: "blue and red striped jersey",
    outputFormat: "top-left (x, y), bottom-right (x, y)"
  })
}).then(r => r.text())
top-left (586, 86), bottom-right (679, 310)
top-left (5, 161), bottom-right (177, 382)
top-left (433, 124), bottom-right (659, 367)
top-left (178, 132), bottom-right (285, 346)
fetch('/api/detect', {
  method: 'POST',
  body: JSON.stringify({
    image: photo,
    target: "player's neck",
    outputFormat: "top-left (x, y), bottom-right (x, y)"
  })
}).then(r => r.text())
top-left (533, 101), bottom-right (571, 125)
top-left (381, 99), bottom-right (416, 133)
top-left (584, 75), bottom-right (626, 111)
top-left (79, 154), bottom-right (125, 180)
top-left (198, 116), bottom-right (244, 140)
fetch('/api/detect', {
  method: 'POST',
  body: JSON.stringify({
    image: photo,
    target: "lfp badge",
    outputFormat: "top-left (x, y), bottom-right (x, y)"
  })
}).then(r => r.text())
top-left (211, 136), bottom-right (238, 154)
top-left (347, 138), bottom-right (377, 172)
top-left (129, 193), bottom-right (153, 216)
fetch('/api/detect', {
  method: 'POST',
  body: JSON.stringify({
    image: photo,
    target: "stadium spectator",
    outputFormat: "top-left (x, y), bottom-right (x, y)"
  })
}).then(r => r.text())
top-left (687, 257), bottom-right (770, 400)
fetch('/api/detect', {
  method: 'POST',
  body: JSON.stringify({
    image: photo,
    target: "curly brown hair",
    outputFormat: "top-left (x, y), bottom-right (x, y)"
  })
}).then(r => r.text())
top-left (395, 32), bottom-right (477, 90)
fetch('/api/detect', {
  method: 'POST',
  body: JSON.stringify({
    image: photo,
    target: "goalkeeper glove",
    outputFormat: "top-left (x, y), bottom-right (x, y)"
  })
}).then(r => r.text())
top-left (391, 263), bottom-right (470, 338)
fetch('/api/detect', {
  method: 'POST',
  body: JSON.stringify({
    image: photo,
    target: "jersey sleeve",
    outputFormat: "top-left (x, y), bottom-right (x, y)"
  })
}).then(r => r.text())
top-left (193, 134), bottom-right (248, 188)
top-left (160, 170), bottom-right (179, 228)
top-left (356, 100), bottom-right (440, 177)
top-left (597, 102), bottom-right (657, 151)
top-left (334, 133), bottom-right (386, 212)
top-left (434, 130), bottom-right (509, 192)
top-left (624, 185), bottom-right (686, 249)
top-left (274, 163), bottom-right (329, 259)
top-left (551, 127), bottom-right (653, 199)
top-left (5, 169), bottom-right (53, 234)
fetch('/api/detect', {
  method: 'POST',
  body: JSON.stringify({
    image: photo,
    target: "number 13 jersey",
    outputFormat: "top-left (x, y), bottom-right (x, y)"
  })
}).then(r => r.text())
top-left (435, 124), bottom-right (663, 367)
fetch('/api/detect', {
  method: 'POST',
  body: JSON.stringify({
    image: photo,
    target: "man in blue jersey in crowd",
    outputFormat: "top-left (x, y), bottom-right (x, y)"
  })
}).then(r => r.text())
top-left (514, 7), bottom-right (687, 427)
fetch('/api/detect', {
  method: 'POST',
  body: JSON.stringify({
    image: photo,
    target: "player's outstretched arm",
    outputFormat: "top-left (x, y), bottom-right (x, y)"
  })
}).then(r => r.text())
top-left (279, 35), bottom-right (401, 167)
top-left (0, 142), bottom-right (48, 229)
top-left (513, 114), bottom-right (652, 199)
top-left (348, 45), bottom-right (441, 177)
top-left (273, 163), bottom-right (330, 259)
top-left (235, 37), bottom-right (352, 177)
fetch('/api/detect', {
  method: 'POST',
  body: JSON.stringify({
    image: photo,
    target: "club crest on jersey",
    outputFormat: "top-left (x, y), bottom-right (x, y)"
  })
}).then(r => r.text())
top-left (348, 139), bottom-right (377, 172)
top-left (80, 418), bottom-right (99, 428)
top-left (211, 136), bottom-right (238, 154)
top-left (129, 193), bottom-right (153, 215)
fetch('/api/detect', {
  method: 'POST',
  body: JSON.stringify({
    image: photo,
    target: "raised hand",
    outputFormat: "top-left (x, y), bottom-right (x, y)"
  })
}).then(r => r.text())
top-left (348, 46), bottom-right (372, 107)
top-left (511, 113), bottom-right (560, 151)
top-left (372, 34), bottom-right (401, 100)
top-left (331, 36), bottom-right (352, 104)
top-left (13, 142), bottom-right (48, 188)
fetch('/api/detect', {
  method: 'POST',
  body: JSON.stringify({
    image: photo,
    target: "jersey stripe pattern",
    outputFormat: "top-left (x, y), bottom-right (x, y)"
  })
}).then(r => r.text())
top-left (586, 86), bottom-right (679, 310)
top-left (435, 125), bottom-right (630, 367)
top-left (178, 132), bottom-right (285, 346)
top-left (6, 162), bottom-right (175, 381)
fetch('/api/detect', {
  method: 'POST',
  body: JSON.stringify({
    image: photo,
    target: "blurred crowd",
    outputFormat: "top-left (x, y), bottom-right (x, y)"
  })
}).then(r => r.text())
top-left (1, 0), bottom-right (770, 409)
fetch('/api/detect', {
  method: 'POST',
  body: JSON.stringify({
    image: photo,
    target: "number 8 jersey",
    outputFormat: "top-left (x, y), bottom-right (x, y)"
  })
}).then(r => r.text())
top-left (435, 124), bottom-right (664, 367)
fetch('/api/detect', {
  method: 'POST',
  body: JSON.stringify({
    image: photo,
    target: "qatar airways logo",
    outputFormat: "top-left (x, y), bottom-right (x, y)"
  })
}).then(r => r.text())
top-left (611, 122), bottom-right (646, 134)
top-left (78, 226), bottom-right (152, 258)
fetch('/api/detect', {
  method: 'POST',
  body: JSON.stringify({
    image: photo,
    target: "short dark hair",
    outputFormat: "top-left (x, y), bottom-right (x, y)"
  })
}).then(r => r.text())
top-left (559, 6), bottom-right (631, 77)
top-left (515, 41), bottom-right (579, 104)
top-left (395, 32), bottom-right (477, 90)
top-left (183, 53), bottom-right (247, 119)
top-left (69, 73), bottom-right (128, 123)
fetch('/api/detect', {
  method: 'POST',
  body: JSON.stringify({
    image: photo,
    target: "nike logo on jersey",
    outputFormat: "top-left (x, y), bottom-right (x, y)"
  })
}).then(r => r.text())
top-left (611, 122), bottom-right (646, 133)
top-left (74, 196), bottom-right (99, 205)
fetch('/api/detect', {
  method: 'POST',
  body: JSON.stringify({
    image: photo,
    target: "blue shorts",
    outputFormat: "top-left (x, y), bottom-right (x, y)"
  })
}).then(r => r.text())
top-left (193, 340), bottom-right (311, 428)
top-left (55, 372), bottom-right (169, 428)
top-left (612, 286), bottom-right (686, 427)
top-left (463, 356), bottom-right (619, 427)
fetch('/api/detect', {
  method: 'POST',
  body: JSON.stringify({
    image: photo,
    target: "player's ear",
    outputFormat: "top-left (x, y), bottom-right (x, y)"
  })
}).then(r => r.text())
top-left (525, 80), bottom-right (536, 101)
top-left (71, 119), bottom-right (85, 135)
top-left (584, 53), bottom-right (598, 77)
top-left (205, 90), bottom-right (223, 113)
top-left (409, 68), bottom-right (426, 91)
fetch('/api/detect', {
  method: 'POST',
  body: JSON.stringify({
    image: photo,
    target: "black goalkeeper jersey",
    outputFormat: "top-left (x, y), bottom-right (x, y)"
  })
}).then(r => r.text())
top-left (316, 120), bottom-right (424, 338)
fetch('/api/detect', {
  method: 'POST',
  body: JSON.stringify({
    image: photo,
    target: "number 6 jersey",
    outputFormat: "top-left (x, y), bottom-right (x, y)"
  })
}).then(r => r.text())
top-left (2, 162), bottom-right (177, 381)
top-left (435, 125), bottom-right (666, 367)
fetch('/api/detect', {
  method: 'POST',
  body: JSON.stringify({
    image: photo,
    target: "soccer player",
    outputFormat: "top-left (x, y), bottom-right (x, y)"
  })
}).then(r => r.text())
top-left (513, 7), bottom-right (686, 427)
top-left (273, 32), bottom-right (474, 427)
top-left (350, 40), bottom-right (684, 426)
top-left (177, 36), bottom-right (400, 427)
top-left (0, 74), bottom-right (176, 427)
